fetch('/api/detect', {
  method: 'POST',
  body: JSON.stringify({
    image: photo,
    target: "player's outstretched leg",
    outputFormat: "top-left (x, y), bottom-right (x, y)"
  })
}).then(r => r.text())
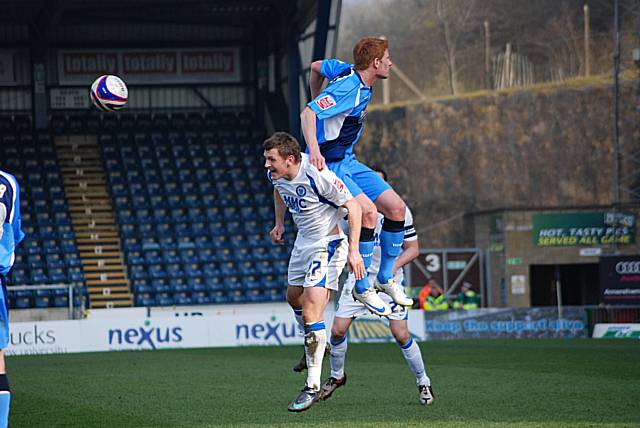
top-left (318, 334), bottom-right (348, 401)
top-left (352, 227), bottom-right (391, 316)
top-left (288, 320), bottom-right (326, 412)
top-left (375, 218), bottom-right (413, 306)
top-left (391, 320), bottom-right (434, 405)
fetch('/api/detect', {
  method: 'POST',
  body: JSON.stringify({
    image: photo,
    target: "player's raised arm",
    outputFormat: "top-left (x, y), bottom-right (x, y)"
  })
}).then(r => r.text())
top-left (270, 188), bottom-right (285, 245)
top-left (309, 60), bottom-right (325, 99)
top-left (300, 107), bottom-right (325, 171)
top-left (342, 199), bottom-right (365, 280)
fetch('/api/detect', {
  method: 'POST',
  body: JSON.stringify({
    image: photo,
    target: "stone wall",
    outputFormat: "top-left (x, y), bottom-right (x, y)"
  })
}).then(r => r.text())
top-left (356, 81), bottom-right (639, 248)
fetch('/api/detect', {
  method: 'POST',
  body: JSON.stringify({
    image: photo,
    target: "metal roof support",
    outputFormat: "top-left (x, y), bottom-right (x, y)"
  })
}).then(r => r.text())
top-left (312, 0), bottom-right (331, 61)
top-left (288, 28), bottom-right (302, 140)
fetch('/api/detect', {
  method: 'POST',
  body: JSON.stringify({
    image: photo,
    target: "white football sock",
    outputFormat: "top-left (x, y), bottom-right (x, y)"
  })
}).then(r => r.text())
top-left (304, 322), bottom-right (327, 391)
top-left (329, 335), bottom-right (348, 379)
top-left (400, 338), bottom-right (431, 386)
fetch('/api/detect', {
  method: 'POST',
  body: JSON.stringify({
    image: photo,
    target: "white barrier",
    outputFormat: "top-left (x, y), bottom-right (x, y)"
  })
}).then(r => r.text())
top-left (592, 323), bottom-right (640, 339)
top-left (7, 303), bottom-right (426, 355)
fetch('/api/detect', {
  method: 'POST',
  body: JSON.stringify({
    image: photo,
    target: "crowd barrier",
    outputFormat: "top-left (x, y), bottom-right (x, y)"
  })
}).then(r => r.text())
top-left (6, 304), bottom-right (638, 355)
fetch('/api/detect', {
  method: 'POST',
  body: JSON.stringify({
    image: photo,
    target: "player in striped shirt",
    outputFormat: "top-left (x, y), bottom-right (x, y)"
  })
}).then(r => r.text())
top-left (300, 37), bottom-right (413, 317)
top-left (264, 132), bottom-right (365, 412)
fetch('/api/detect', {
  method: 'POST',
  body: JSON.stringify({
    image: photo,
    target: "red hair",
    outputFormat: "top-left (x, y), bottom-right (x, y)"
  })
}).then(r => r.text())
top-left (353, 38), bottom-right (388, 70)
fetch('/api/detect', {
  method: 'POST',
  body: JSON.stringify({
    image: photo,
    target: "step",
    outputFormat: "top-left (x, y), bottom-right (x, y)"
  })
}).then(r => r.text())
top-left (81, 259), bottom-right (126, 267)
top-left (86, 280), bottom-right (130, 288)
top-left (89, 292), bottom-right (133, 300)
top-left (76, 237), bottom-right (121, 245)
top-left (90, 300), bottom-right (133, 309)
top-left (88, 286), bottom-right (131, 294)
top-left (64, 191), bottom-right (110, 198)
top-left (80, 251), bottom-right (123, 258)
top-left (55, 134), bottom-right (132, 308)
top-left (84, 272), bottom-right (128, 280)
top-left (82, 264), bottom-right (127, 272)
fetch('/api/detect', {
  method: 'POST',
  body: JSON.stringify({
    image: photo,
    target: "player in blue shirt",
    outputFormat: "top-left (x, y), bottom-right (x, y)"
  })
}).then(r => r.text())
top-left (0, 170), bottom-right (25, 428)
top-left (300, 37), bottom-right (413, 316)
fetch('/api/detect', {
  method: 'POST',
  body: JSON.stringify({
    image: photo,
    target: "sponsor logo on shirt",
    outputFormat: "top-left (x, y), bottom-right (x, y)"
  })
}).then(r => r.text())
top-left (316, 95), bottom-right (336, 110)
top-left (333, 178), bottom-right (345, 192)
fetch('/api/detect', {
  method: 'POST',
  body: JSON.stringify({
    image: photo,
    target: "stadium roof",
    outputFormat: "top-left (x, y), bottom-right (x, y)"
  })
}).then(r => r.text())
top-left (0, 0), bottom-right (318, 27)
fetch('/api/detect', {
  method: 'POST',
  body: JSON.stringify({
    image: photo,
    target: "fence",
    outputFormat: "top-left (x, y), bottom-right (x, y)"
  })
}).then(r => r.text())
top-left (7, 284), bottom-right (83, 319)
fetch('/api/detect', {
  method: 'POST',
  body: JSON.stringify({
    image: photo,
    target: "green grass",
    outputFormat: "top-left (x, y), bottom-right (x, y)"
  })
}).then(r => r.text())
top-left (8, 339), bottom-right (640, 427)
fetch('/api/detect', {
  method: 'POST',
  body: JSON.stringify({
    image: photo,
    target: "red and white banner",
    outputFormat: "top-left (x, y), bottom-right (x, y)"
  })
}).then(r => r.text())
top-left (58, 48), bottom-right (241, 85)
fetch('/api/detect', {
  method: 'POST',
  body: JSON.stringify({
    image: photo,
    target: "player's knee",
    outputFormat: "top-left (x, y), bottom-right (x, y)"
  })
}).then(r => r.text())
top-left (330, 332), bottom-right (346, 345)
top-left (286, 287), bottom-right (302, 307)
top-left (331, 327), bottom-right (347, 341)
top-left (392, 329), bottom-right (410, 346)
top-left (361, 204), bottom-right (377, 228)
top-left (387, 199), bottom-right (406, 221)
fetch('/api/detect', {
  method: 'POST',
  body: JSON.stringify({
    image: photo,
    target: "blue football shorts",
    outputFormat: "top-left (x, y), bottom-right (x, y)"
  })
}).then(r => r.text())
top-left (0, 275), bottom-right (8, 349)
top-left (327, 155), bottom-right (390, 202)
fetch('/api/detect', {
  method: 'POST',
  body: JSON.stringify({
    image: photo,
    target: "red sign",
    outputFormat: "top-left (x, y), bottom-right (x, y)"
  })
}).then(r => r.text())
top-left (182, 51), bottom-right (235, 74)
top-left (333, 178), bottom-right (346, 192)
top-left (122, 52), bottom-right (177, 74)
top-left (62, 53), bottom-right (117, 75)
top-left (316, 95), bottom-right (336, 110)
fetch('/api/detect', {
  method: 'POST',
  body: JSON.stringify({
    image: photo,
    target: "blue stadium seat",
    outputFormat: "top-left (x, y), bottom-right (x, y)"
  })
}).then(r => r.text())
top-left (205, 276), bottom-right (224, 291)
top-left (193, 292), bottom-right (210, 305)
top-left (53, 295), bottom-right (69, 308)
top-left (156, 293), bottom-right (174, 306)
top-left (246, 289), bottom-right (266, 303)
top-left (173, 293), bottom-right (192, 306)
top-left (210, 291), bottom-right (228, 304)
top-left (34, 295), bottom-right (51, 308)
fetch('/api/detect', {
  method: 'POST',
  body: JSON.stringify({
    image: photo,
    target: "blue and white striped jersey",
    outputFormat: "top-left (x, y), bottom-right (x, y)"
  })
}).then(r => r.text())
top-left (307, 59), bottom-right (372, 162)
top-left (0, 170), bottom-right (25, 276)
top-left (269, 153), bottom-right (352, 240)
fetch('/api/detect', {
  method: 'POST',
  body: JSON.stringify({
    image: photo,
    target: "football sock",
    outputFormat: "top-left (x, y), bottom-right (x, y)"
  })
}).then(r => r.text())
top-left (0, 374), bottom-right (10, 428)
top-left (304, 321), bottom-right (327, 391)
top-left (329, 335), bottom-right (348, 379)
top-left (399, 338), bottom-right (430, 386)
top-left (292, 308), bottom-right (304, 335)
top-left (377, 218), bottom-right (405, 284)
top-left (354, 227), bottom-right (375, 294)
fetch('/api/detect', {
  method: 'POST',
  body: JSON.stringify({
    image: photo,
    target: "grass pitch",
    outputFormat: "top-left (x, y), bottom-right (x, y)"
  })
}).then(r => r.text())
top-left (8, 339), bottom-right (640, 427)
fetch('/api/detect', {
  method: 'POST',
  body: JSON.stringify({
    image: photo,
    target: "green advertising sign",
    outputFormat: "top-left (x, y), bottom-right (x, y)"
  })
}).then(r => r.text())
top-left (532, 212), bottom-right (636, 247)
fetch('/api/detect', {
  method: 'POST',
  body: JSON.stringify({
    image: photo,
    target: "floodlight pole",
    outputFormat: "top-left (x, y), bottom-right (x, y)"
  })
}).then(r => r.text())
top-left (612, 0), bottom-right (621, 253)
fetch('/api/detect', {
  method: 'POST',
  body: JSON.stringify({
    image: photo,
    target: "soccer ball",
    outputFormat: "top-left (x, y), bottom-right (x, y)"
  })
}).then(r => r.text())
top-left (90, 75), bottom-right (128, 112)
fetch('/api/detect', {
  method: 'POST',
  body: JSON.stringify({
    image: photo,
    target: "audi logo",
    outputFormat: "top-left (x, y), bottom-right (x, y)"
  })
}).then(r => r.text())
top-left (615, 261), bottom-right (640, 274)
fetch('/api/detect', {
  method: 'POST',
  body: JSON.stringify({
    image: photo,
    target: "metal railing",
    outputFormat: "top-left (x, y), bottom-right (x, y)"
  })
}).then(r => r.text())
top-left (7, 284), bottom-right (82, 319)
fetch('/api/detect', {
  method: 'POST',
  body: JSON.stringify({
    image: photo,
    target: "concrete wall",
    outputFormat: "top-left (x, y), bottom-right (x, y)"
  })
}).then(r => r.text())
top-left (355, 81), bottom-right (639, 249)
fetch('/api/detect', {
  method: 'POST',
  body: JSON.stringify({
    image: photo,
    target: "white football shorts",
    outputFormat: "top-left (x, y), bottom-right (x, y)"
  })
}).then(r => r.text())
top-left (288, 232), bottom-right (348, 290)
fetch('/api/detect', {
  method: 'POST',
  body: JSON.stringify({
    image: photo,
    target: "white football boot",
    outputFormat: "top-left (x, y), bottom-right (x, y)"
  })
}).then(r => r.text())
top-left (374, 278), bottom-right (414, 307)
top-left (352, 288), bottom-right (391, 317)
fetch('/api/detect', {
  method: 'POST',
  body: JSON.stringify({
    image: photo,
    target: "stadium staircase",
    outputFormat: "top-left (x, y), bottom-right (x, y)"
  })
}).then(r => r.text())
top-left (55, 135), bottom-right (133, 308)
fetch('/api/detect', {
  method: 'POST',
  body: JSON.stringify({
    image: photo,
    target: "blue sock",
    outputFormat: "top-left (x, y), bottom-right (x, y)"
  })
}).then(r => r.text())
top-left (354, 228), bottom-right (375, 294)
top-left (376, 218), bottom-right (405, 284)
top-left (0, 374), bottom-right (10, 428)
